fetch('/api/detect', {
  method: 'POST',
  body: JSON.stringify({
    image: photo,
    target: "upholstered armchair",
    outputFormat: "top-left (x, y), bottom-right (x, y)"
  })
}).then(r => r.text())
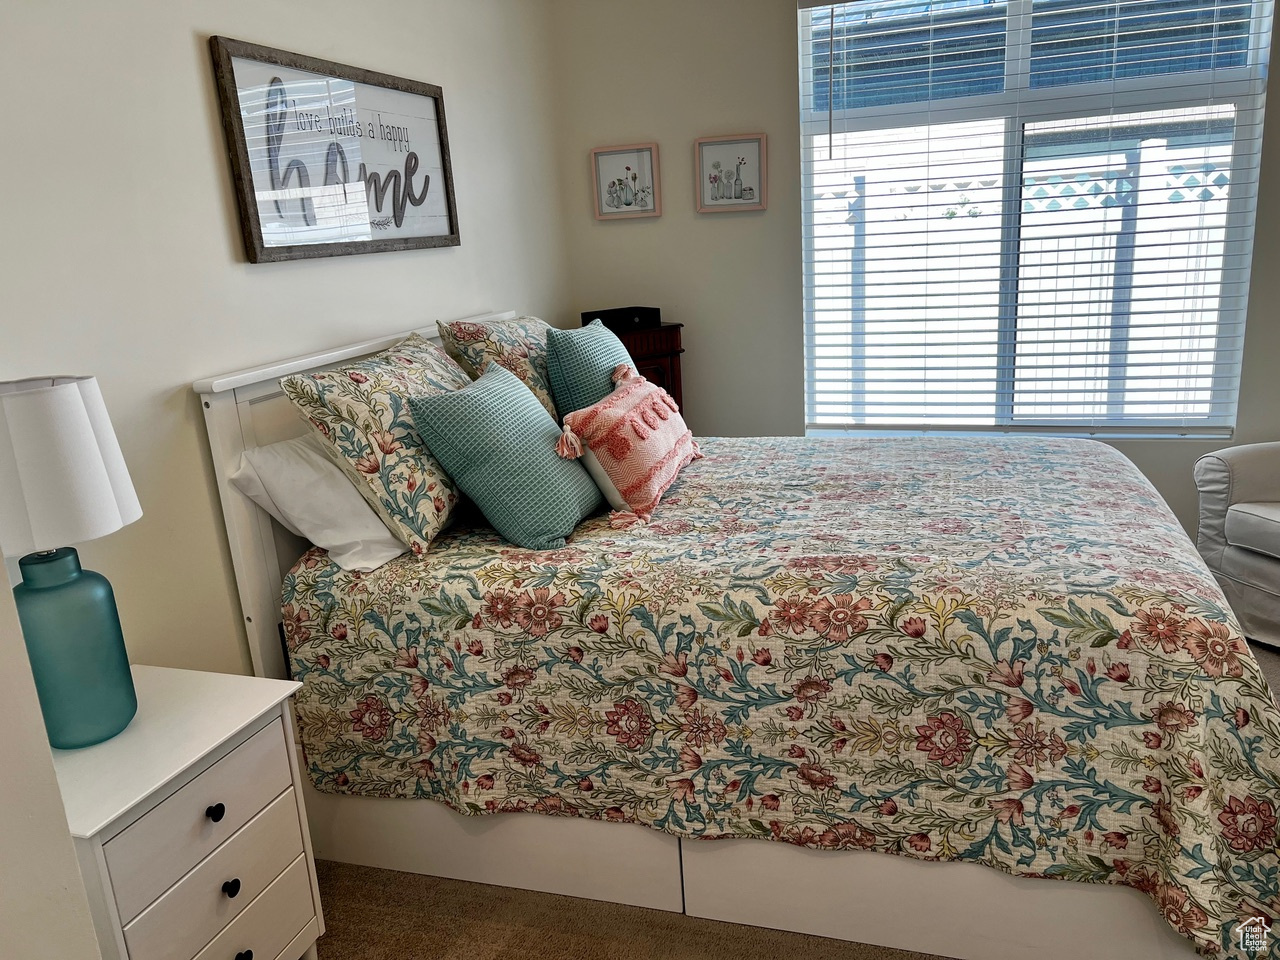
top-left (1194, 442), bottom-right (1280, 647)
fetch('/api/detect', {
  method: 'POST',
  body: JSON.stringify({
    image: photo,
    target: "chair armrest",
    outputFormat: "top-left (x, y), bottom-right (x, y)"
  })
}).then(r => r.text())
top-left (1195, 443), bottom-right (1280, 507)
top-left (1193, 442), bottom-right (1280, 568)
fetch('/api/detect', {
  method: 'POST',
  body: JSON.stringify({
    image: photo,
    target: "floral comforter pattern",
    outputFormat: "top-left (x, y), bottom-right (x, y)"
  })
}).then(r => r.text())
top-left (284, 437), bottom-right (1280, 957)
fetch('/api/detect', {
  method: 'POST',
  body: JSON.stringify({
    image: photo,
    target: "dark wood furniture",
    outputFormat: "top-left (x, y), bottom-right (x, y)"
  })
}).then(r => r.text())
top-left (616, 323), bottom-right (684, 411)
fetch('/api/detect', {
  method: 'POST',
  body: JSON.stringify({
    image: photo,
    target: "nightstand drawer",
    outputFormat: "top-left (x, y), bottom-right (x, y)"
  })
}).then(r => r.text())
top-left (105, 717), bottom-right (293, 922)
top-left (122, 788), bottom-right (304, 960)
top-left (193, 853), bottom-right (314, 960)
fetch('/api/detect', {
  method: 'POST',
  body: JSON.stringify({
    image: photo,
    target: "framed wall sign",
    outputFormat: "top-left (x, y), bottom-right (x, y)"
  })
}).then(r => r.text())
top-left (695, 133), bottom-right (767, 213)
top-left (591, 143), bottom-right (661, 220)
top-left (209, 36), bottom-right (460, 262)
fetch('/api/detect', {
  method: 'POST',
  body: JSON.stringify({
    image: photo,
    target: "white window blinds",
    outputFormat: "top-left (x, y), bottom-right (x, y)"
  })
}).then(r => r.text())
top-left (799, 0), bottom-right (1273, 436)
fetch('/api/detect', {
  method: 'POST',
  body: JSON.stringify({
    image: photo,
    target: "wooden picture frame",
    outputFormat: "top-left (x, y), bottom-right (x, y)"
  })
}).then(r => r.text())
top-left (209, 36), bottom-right (461, 262)
top-left (695, 133), bottom-right (767, 213)
top-left (591, 143), bottom-right (661, 220)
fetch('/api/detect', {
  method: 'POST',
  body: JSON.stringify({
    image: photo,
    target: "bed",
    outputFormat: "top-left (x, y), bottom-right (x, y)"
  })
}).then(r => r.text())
top-left (195, 314), bottom-right (1279, 960)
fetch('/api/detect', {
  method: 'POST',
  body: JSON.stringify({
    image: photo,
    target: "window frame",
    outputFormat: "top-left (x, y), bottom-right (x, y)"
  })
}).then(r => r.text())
top-left (799, 0), bottom-right (1272, 438)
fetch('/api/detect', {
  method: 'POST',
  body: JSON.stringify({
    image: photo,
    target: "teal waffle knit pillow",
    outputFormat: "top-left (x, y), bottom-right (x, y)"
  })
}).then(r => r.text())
top-left (408, 365), bottom-right (602, 550)
top-left (546, 319), bottom-right (635, 416)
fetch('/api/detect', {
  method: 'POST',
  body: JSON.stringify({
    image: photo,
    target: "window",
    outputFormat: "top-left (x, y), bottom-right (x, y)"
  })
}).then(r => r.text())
top-left (800, 0), bottom-right (1272, 436)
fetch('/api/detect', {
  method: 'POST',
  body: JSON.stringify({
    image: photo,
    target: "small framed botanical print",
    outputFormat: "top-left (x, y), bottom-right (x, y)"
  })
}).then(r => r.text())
top-left (695, 133), bottom-right (767, 213)
top-left (591, 143), bottom-right (661, 220)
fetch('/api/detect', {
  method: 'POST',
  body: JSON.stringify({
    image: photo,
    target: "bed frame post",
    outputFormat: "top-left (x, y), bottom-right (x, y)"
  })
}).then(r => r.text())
top-left (199, 388), bottom-right (291, 679)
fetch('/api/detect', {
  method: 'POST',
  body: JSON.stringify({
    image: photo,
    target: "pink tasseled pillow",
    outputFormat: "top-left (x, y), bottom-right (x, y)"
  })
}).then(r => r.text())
top-left (556, 365), bottom-right (701, 521)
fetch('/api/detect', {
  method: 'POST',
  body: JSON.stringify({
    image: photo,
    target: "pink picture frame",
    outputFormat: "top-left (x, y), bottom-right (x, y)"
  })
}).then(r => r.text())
top-left (695, 133), bottom-right (767, 214)
top-left (591, 143), bottom-right (662, 220)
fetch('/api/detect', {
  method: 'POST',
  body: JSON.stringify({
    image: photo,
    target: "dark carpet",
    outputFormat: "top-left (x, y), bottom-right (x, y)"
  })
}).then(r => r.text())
top-left (314, 860), bottom-right (949, 960)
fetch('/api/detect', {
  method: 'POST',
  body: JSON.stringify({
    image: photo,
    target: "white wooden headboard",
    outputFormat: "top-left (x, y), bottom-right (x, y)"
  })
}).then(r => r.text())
top-left (192, 310), bottom-right (517, 679)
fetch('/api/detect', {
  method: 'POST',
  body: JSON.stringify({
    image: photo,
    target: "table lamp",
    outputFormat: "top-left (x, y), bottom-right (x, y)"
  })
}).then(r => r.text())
top-left (0, 377), bottom-right (142, 749)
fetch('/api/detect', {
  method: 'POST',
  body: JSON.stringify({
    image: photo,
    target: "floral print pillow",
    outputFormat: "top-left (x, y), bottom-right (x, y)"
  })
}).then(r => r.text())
top-left (280, 334), bottom-right (472, 554)
top-left (437, 316), bottom-right (559, 419)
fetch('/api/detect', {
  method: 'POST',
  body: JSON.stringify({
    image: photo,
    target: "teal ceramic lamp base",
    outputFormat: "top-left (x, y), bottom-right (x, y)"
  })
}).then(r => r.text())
top-left (13, 547), bottom-right (137, 749)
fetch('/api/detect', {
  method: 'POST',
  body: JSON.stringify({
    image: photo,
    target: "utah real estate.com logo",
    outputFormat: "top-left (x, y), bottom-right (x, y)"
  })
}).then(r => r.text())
top-left (1237, 916), bottom-right (1271, 954)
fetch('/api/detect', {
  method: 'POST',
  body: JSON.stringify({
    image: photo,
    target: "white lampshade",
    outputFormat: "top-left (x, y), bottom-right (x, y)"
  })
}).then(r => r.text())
top-left (0, 377), bottom-right (142, 557)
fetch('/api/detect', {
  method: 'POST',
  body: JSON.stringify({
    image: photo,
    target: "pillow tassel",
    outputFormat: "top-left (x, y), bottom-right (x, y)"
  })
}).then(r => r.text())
top-left (612, 363), bottom-right (637, 384)
top-left (556, 424), bottom-right (584, 459)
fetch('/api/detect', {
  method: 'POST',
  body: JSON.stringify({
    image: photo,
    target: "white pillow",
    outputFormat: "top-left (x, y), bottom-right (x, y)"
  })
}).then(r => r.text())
top-left (581, 449), bottom-right (628, 512)
top-left (230, 433), bottom-right (407, 572)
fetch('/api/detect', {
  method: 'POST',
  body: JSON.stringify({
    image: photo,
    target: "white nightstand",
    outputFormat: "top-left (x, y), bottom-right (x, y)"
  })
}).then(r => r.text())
top-left (52, 666), bottom-right (324, 960)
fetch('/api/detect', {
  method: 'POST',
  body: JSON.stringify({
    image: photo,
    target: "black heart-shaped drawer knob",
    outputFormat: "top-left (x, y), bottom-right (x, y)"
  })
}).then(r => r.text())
top-left (222, 878), bottom-right (242, 899)
top-left (235, 951), bottom-right (253, 960)
top-left (205, 802), bottom-right (226, 823)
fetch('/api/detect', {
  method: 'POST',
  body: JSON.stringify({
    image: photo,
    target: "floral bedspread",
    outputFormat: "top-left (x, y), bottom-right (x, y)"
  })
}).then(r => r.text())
top-left (284, 436), bottom-right (1280, 957)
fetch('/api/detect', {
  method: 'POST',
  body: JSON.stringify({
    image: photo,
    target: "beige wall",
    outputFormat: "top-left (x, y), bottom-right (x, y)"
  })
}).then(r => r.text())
top-left (551, 0), bottom-right (1278, 532)
top-left (550, 0), bottom-right (805, 439)
top-left (0, 0), bottom-right (570, 674)
top-left (0, 589), bottom-right (101, 960)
